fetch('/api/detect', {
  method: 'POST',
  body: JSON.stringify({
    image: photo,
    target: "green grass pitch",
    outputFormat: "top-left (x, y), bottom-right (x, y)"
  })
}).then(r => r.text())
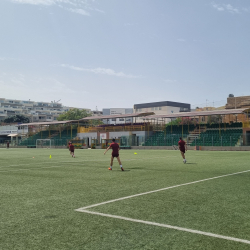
top-left (1, 148), bottom-right (250, 250)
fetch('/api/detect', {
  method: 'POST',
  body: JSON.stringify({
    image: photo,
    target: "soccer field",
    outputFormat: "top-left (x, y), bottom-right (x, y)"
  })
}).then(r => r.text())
top-left (1, 148), bottom-right (250, 250)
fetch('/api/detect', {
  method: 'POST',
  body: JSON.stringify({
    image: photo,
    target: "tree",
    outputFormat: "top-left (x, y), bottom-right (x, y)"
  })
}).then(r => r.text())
top-left (4, 115), bottom-right (29, 123)
top-left (57, 108), bottom-right (91, 121)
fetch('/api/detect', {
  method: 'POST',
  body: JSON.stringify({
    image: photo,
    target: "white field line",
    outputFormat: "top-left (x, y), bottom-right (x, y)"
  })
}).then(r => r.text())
top-left (0, 166), bottom-right (62, 172)
top-left (1, 156), bottom-right (176, 169)
top-left (0, 156), bottom-right (176, 171)
top-left (76, 169), bottom-right (250, 210)
top-left (76, 169), bottom-right (250, 245)
top-left (76, 210), bottom-right (250, 245)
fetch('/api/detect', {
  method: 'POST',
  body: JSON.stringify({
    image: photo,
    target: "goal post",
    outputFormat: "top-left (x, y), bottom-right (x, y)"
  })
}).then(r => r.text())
top-left (36, 139), bottom-right (54, 148)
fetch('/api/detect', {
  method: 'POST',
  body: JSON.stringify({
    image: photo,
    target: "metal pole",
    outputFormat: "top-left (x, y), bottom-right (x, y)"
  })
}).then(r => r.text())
top-left (71, 123), bottom-right (72, 139)
top-left (219, 120), bottom-right (221, 137)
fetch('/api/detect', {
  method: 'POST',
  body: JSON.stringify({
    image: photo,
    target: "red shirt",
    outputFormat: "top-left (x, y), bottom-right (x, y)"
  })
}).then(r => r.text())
top-left (110, 142), bottom-right (119, 154)
top-left (69, 144), bottom-right (74, 151)
top-left (178, 140), bottom-right (186, 150)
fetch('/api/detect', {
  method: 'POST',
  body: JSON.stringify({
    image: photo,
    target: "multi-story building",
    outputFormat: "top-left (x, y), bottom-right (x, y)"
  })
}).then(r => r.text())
top-left (102, 108), bottom-right (133, 124)
top-left (0, 98), bottom-right (91, 122)
top-left (134, 101), bottom-right (191, 122)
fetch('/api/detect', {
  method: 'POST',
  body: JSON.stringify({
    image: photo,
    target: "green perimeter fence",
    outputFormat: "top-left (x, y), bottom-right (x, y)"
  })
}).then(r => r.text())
top-left (1, 131), bottom-right (250, 148)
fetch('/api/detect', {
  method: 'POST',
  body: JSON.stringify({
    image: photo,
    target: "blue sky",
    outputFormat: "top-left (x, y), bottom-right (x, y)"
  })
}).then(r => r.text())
top-left (1, 0), bottom-right (250, 110)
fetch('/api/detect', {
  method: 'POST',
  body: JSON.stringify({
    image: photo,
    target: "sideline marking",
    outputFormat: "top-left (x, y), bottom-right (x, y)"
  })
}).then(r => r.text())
top-left (76, 169), bottom-right (250, 210)
top-left (75, 169), bottom-right (250, 245)
top-left (1, 156), bottom-right (176, 169)
top-left (75, 210), bottom-right (250, 245)
top-left (0, 166), bottom-right (62, 172)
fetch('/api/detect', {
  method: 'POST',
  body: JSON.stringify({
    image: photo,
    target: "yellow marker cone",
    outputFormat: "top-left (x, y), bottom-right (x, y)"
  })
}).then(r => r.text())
top-left (134, 152), bottom-right (137, 155)
top-left (50, 155), bottom-right (52, 159)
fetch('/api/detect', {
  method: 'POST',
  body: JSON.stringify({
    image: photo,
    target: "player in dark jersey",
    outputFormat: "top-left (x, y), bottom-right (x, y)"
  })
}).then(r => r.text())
top-left (69, 143), bottom-right (75, 158)
top-left (178, 137), bottom-right (187, 163)
top-left (104, 139), bottom-right (124, 171)
top-left (68, 141), bottom-right (72, 155)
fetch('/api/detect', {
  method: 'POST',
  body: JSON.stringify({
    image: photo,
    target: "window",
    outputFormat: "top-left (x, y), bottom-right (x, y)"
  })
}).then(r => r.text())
top-left (159, 107), bottom-right (162, 110)
top-left (155, 107), bottom-right (159, 111)
top-left (119, 118), bottom-right (124, 121)
top-left (112, 118), bottom-right (116, 121)
top-left (151, 108), bottom-right (154, 111)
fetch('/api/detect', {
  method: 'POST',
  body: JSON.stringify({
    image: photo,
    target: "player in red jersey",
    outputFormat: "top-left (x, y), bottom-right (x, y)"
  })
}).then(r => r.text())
top-left (69, 143), bottom-right (75, 158)
top-left (68, 141), bottom-right (72, 155)
top-left (178, 137), bottom-right (187, 163)
top-left (104, 139), bottom-right (124, 171)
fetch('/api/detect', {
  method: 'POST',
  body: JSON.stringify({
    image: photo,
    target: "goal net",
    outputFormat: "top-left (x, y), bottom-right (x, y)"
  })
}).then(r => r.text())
top-left (36, 139), bottom-right (54, 148)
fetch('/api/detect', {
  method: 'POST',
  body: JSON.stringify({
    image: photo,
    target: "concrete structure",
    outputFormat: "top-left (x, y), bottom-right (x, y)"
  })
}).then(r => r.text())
top-left (0, 98), bottom-right (91, 122)
top-left (102, 108), bottom-right (133, 124)
top-left (77, 131), bottom-right (151, 148)
top-left (0, 125), bottom-right (28, 144)
top-left (134, 101), bottom-right (190, 122)
top-left (226, 95), bottom-right (250, 109)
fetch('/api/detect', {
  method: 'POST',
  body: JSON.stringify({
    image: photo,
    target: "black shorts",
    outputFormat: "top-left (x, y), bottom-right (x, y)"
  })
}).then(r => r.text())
top-left (180, 149), bottom-right (185, 153)
top-left (112, 153), bottom-right (119, 158)
top-left (70, 150), bottom-right (74, 153)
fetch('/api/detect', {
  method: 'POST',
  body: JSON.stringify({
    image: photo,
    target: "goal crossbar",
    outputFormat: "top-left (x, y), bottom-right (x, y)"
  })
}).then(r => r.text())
top-left (36, 139), bottom-right (54, 148)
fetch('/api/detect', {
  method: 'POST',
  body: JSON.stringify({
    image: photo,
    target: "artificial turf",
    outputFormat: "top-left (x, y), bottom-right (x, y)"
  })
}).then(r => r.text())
top-left (1, 148), bottom-right (250, 250)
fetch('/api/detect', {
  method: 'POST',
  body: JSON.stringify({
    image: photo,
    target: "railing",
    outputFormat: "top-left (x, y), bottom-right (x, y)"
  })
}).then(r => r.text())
top-left (243, 122), bottom-right (250, 128)
top-left (78, 125), bottom-right (151, 133)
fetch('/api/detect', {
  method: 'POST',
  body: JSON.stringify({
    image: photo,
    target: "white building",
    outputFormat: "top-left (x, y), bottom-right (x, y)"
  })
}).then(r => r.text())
top-left (134, 101), bottom-right (191, 122)
top-left (102, 108), bottom-right (133, 124)
top-left (0, 98), bottom-right (91, 122)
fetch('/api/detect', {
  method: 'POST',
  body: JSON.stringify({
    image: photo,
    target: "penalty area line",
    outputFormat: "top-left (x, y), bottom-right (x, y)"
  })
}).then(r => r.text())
top-left (75, 209), bottom-right (250, 245)
top-left (77, 169), bottom-right (250, 210)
